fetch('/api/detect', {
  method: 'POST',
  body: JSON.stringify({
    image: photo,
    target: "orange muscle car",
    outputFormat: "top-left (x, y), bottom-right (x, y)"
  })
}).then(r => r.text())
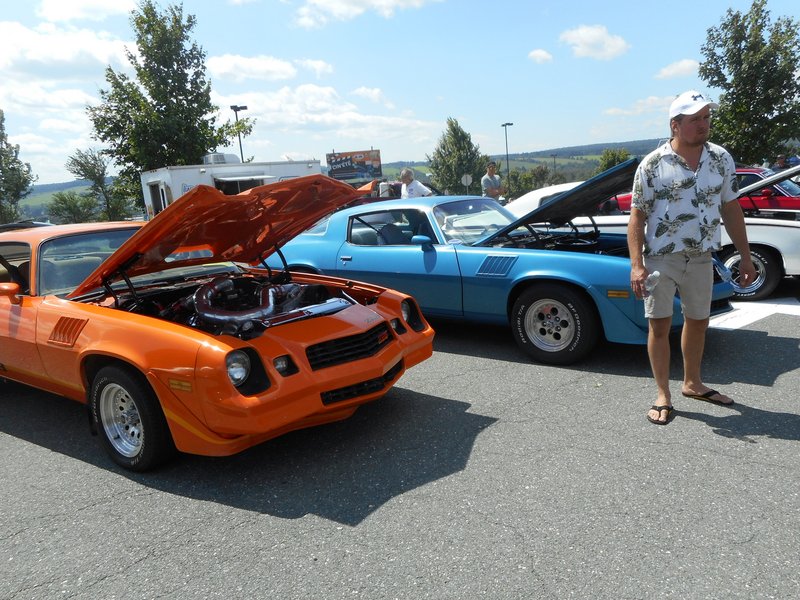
top-left (0, 175), bottom-right (434, 471)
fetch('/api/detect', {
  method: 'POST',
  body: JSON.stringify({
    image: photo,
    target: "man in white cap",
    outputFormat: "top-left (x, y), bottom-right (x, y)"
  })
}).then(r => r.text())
top-left (626, 90), bottom-right (755, 425)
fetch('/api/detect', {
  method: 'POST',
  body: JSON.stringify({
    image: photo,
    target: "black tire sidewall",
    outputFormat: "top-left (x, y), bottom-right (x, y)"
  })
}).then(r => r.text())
top-left (721, 246), bottom-right (780, 300)
top-left (90, 365), bottom-right (172, 471)
top-left (511, 285), bottom-right (598, 365)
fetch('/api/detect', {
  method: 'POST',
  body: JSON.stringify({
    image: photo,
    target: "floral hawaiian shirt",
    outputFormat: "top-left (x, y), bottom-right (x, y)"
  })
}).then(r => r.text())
top-left (631, 141), bottom-right (738, 257)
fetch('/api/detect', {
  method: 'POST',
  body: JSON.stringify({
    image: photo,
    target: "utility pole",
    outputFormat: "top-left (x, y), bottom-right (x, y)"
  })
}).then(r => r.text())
top-left (230, 105), bottom-right (248, 161)
top-left (501, 122), bottom-right (513, 188)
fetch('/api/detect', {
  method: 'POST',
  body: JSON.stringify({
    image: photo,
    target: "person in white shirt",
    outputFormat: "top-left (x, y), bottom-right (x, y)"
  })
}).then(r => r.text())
top-left (399, 168), bottom-right (431, 198)
top-left (627, 90), bottom-right (755, 425)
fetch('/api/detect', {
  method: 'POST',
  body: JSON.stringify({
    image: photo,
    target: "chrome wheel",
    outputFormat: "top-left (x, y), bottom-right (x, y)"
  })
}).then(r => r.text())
top-left (91, 365), bottom-right (175, 471)
top-left (718, 246), bottom-right (781, 300)
top-left (524, 298), bottom-right (577, 353)
top-left (98, 382), bottom-right (143, 458)
top-left (511, 284), bottom-right (599, 365)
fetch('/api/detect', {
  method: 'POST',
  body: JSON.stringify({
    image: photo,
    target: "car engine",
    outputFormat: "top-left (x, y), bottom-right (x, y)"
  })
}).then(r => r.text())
top-left (118, 274), bottom-right (353, 340)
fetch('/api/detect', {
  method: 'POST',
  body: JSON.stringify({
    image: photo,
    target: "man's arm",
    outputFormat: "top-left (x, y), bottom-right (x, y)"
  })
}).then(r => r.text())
top-left (481, 176), bottom-right (504, 198)
top-left (720, 200), bottom-right (756, 286)
top-left (627, 207), bottom-right (648, 298)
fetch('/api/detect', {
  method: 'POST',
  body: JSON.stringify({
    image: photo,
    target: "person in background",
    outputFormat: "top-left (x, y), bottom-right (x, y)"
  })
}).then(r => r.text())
top-left (772, 154), bottom-right (788, 171)
top-left (399, 168), bottom-right (432, 198)
top-left (481, 161), bottom-right (505, 200)
top-left (627, 90), bottom-right (755, 426)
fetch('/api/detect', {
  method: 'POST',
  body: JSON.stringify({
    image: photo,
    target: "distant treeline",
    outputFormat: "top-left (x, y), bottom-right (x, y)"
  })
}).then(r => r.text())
top-left (31, 179), bottom-right (94, 194)
top-left (517, 139), bottom-right (662, 160)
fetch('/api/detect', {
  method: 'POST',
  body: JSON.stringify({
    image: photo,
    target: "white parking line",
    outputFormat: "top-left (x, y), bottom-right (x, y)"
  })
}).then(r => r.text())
top-left (710, 298), bottom-right (800, 330)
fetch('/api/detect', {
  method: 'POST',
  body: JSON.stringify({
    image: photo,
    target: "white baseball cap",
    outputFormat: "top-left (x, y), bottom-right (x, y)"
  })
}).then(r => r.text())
top-left (668, 90), bottom-right (719, 119)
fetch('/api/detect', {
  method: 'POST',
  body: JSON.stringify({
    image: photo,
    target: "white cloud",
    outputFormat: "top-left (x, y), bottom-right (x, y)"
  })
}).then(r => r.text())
top-left (0, 21), bottom-right (130, 76)
top-left (0, 79), bottom-right (98, 116)
top-left (294, 58), bottom-right (334, 78)
top-left (40, 118), bottom-right (88, 133)
top-left (528, 49), bottom-right (553, 64)
top-left (212, 83), bottom-right (438, 160)
top-left (295, 0), bottom-right (442, 28)
top-left (604, 95), bottom-right (672, 117)
top-left (36, 0), bottom-right (135, 22)
top-left (351, 86), bottom-right (395, 109)
top-left (655, 59), bottom-right (699, 79)
top-left (559, 25), bottom-right (630, 60)
top-left (207, 54), bottom-right (297, 82)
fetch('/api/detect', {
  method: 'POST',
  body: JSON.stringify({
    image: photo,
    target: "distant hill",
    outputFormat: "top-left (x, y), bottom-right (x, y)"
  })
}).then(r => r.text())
top-left (516, 139), bottom-right (662, 159)
top-left (31, 179), bottom-right (93, 194)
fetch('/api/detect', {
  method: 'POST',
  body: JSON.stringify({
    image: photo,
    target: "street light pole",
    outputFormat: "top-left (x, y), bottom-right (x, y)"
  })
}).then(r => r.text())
top-left (501, 122), bottom-right (513, 190)
top-left (230, 104), bottom-right (248, 161)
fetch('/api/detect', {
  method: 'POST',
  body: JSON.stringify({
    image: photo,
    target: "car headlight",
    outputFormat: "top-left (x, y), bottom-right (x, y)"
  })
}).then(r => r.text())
top-left (226, 350), bottom-right (251, 387)
top-left (401, 300), bottom-right (411, 322)
top-left (400, 299), bottom-right (426, 332)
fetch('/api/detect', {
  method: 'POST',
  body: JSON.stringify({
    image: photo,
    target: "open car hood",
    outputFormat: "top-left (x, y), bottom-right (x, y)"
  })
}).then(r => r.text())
top-left (484, 158), bottom-right (639, 243)
top-left (70, 175), bottom-right (360, 297)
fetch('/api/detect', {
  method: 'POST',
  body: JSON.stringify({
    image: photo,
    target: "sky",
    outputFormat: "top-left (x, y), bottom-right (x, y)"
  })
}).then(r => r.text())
top-left (1, 0), bottom-right (796, 185)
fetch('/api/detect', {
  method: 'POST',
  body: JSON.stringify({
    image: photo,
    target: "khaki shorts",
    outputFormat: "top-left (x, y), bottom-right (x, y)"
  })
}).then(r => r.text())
top-left (643, 251), bottom-right (714, 320)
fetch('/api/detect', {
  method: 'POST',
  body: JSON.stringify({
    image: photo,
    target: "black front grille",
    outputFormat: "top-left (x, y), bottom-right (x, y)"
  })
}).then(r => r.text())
top-left (321, 360), bottom-right (404, 405)
top-left (306, 322), bottom-right (394, 371)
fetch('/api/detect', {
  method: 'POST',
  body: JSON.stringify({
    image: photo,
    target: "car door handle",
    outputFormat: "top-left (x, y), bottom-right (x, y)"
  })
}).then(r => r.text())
top-left (340, 256), bottom-right (352, 262)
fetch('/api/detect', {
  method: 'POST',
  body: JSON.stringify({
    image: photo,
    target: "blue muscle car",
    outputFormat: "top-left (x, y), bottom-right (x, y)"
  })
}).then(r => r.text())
top-left (272, 159), bottom-right (734, 365)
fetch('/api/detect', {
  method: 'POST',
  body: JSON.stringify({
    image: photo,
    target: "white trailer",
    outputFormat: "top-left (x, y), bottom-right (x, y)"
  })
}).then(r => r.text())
top-left (140, 153), bottom-right (322, 219)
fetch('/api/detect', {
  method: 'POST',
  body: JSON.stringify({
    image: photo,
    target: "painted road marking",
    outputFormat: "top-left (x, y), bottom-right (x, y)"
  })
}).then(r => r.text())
top-left (710, 298), bottom-right (800, 330)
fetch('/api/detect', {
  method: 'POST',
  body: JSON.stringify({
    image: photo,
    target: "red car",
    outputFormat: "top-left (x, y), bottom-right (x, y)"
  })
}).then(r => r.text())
top-left (609, 166), bottom-right (800, 216)
top-left (735, 167), bottom-right (800, 216)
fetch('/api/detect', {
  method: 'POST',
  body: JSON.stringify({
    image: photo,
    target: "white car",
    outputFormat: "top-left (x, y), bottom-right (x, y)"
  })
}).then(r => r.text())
top-left (506, 165), bottom-right (800, 301)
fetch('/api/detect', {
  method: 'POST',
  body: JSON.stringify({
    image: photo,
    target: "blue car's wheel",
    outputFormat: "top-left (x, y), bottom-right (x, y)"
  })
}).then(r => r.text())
top-left (511, 284), bottom-right (599, 365)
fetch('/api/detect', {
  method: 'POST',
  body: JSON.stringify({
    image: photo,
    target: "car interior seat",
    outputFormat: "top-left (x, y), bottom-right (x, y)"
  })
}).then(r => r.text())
top-left (377, 223), bottom-right (409, 245)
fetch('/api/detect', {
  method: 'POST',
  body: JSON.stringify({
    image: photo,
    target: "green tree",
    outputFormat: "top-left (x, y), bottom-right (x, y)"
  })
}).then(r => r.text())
top-left (87, 1), bottom-right (252, 207)
top-left (507, 164), bottom-right (565, 197)
top-left (65, 148), bottom-right (136, 220)
top-left (427, 118), bottom-right (487, 195)
top-left (0, 109), bottom-right (37, 223)
top-left (594, 148), bottom-right (631, 175)
top-left (47, 190), bottom-right (99, 224)
top-left (699, 0), bottom-right (800, 164)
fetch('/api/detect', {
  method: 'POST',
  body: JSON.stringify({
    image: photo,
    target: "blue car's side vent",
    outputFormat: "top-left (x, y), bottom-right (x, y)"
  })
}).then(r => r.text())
top-left (476, 255), bottom-right (518, 277)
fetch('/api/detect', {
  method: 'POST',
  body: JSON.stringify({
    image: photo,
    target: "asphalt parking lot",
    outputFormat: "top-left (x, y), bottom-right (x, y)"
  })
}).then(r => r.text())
top-left (2, 278), bottom-right (799, 599)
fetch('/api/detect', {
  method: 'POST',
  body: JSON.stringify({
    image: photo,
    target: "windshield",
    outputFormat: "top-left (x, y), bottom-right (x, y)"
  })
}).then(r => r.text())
top-left (38, 228), bottom-right (138, 296)
top-left (778, 176), bottom-right (800, 196)
top-left (433, 198), bottom-right (520, 245)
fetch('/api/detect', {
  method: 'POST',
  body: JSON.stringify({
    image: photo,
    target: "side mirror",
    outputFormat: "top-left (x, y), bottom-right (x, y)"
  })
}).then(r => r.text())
top-left (410, 234), bottom-right (434, 250)
top-left (760, 188), bottom-right (774, 197)
top-left (0, 282), bottom-right (22, 305)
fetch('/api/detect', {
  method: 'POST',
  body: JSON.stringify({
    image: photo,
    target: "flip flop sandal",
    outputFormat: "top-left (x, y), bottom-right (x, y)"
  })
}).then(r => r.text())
top-left (682, 389), bottom-right (734, 406)
top-left (647, 404), bottom-right (674, 425)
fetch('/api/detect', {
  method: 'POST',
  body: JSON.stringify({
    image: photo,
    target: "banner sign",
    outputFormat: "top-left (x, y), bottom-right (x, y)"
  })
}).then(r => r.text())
top-left (326, 150), bottom-right (382, 180)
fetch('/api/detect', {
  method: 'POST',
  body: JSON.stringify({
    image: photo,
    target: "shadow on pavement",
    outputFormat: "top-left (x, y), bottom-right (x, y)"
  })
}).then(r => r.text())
top-left (677, 401), bottom-right (800, 443)
top-left (429, 312), bottom-right (800, 385)
top-left (0, 380), bottom-right (496, 526)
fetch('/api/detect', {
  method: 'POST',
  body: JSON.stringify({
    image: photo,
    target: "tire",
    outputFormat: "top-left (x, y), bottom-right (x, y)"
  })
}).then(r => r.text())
top-left (511, 283), bottom-right (600, 365)
top-left (718, 246), bottom-right (781, 301)
top-left (90, 365), bottom-right (175, 471)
